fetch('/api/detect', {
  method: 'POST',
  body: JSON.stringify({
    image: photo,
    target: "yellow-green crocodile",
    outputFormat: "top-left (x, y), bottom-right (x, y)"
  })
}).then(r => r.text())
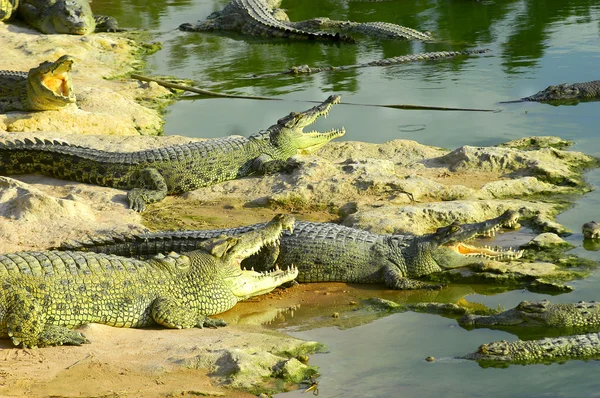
top-left (0, 95), bottom-right (344, 211)
top-left (0, 55), bottom-right (75, 113)
top-left (0, 214), bottom-right (298, 348)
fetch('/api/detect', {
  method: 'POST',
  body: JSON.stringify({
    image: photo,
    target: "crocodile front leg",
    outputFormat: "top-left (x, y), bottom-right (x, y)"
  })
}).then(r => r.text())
top-left (2, 286), bottom-right (88, 348)
top-left (252, 155), bottom-right (299, 175)
top-left (127, 168), bottom-right (169, 212)
top-left (383, 265), bottom-right (445, 290)
top-left (150, 297), bottom-right (226, 329)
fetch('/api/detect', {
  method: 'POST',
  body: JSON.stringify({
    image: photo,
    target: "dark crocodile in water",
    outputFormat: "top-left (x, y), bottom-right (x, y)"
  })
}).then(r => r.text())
top-left (502, 81), bottom-right (600, 104)
top-left (462, 332), bottom-right (600, 366)
top-left (0, 95), bottom-right (344, 212)
top-left (179, 0), bottom-right (354, 42)
top-left (0, 55), bottom-right (75, 113)
top-left (0, 214), bottom-right (298, 348)
top-left (248, 49), bottom-right (490, 78)
top-left (459, 300), bottom-right (600, 333)
top-left (1, 0), bottom-right (118, 34)
top-left (55, 210), bottom-right (522, 290)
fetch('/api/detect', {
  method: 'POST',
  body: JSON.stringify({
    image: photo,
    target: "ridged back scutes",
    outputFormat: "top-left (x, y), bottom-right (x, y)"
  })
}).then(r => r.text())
top-left (0, 135), bottom-right (253, 166)
top-left (578, 81), bottom-right (600, 97)
top-left (365, 49), bottom-right (489, 67)
top-left (0, 70), bottom-right (28, 78)
top-left (0, 250), bottom-right (178, 278)
top-left (233, 0), bottom-right (342, 39)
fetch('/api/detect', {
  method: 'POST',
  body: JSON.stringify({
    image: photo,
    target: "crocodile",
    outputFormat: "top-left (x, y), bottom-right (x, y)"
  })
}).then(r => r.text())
top-left (56, 210), bottom-right (522, 290)
top-left (248, 49), bottom-right (490, 78)
top-left (289, 18), bottom-right (433, 41)
top-left (179, 0), bottom-right (354, 42)
top-left (0, 95), bottom-right (344, 211)
top-left (0, 55), bottom-right (75, 113)
top-left (1, 0), bottom-right (118, 34)
top-left (462, 332), bottom-right (600, 366)
top-left (0, 214), bottom-right (298, 348)
top-left (502, 80), bottom-right (600, 104)
top-left (582, 221), bottom-right (600, 239)
top-left (459, 300), bottom-right (600, 332)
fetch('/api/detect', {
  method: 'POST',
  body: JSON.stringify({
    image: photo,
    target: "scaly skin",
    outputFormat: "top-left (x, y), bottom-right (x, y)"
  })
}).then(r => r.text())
top-left (290, 18), bottom-right (433, 41)
top-left (0, 55), bottom-right (75, 113)
top-left (179, 0), bottom-right (354, 42)
top-left (0, 95), bottom-right (344, 211)
top-left (0, 0), bottom-right (18, 21)
top-left (250, 50), bottom-right (490, 78)
top-left (463, 333), bottom-right (600, 366)
top-left (0, 214), bottom-right (298, 348)
top-left (459, 300), bottom-right (600, 330)
top-left (582, 221), bottom-right (600, 239)
top-left (13, 0), bottom-right (118, 34)
top-left (55, 210), bottom-right (522, 290)
top-left (501, 81), bottom-right (600, 104)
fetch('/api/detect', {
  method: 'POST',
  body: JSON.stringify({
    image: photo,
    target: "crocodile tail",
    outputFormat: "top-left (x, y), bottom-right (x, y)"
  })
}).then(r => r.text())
top-left (0, 138), bottom-right (129, 186)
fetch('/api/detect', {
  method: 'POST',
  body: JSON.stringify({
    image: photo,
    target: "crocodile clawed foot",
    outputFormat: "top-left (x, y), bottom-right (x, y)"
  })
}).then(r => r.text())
top-left (283, 158), bottom-right (302, 172)
top-left (37, 326), bottom-right (90, 347)
top-left (127, 189), bottom-right (147, 212)
top-left (426, 283), bottom-right (447, 291)
top-left (199, 317), bottom-right (227, 329)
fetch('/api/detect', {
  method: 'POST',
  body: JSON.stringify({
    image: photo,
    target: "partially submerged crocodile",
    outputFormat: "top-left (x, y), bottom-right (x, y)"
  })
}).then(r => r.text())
top-left (459, 300), bottom-right (600, 331)
top-left (56, 210), bottom-right (522, 290)
top-left (289, 18), bottom-right (433, 41)
top-left (502, 80), bottom-right (600, 104)
top-left (179, 0), bottom-right (354, 42)
top-left (249, 49), bottom-right (490, 78)
top-left (0, 0), bottom-right (118, 34)
top-left (582, 221), bottom-right (600, 239)
top-left (0, 55), bottom-right (75, 113)
top-left (462, 332), bottom-right (600, 366)
top-left (0, 95), bottom-right (344, 211)
top-left (0, 214), bottom-right (298, 348)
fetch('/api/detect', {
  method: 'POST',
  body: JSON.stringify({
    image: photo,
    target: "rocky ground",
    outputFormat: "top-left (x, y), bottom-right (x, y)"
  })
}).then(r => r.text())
top-left (1, 15), bottom-right (599, 398)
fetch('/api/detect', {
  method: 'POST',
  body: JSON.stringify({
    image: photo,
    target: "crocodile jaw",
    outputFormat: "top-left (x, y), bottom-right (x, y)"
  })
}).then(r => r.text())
top-left (229, 266), bottom-right (298, 300)
top-left (276, 95), bottom-right (345, 154)
top-left (27, 55), bottom-right (76, 111)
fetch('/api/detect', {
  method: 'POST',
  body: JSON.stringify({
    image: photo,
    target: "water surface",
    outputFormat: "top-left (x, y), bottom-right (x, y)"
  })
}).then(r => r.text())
top-left (93, 0), bottom-right (600, 396)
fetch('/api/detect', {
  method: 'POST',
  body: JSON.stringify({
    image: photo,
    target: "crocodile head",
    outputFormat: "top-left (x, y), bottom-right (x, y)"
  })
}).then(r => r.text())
top-left (26, 55), bottom-right (76, 111)
top-left (582, 221), bottom-right (600, 239)
top-left (45, 0), bottom-right (96, 35)
top-left (198, 214), bottom-right (298, 300)
top-left (265, 95), bottom-right (345, 155)
top-left (459, 300), bottom-right (553, 328)
top-left (524, 83), bottom-right (581, 101)
top-left (397, 210), bottom-right (524, 277)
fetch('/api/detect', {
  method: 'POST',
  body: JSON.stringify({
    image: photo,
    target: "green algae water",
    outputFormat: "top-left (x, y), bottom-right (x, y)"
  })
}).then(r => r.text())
top-left (94, 0), bottom-right (600, 396)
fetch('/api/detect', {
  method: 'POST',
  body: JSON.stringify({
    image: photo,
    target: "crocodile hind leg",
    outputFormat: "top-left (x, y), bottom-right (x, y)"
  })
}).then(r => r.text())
top-left (151, 297), bottom-right (226, 329)
top-left (127, 168), bottom-right (168, 212)
top-left (2, 286), bottom-right (88, 348)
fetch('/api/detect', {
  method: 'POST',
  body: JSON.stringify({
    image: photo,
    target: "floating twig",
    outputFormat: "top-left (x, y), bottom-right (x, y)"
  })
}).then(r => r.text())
top-left (131, 74), bottom-right (499, 112)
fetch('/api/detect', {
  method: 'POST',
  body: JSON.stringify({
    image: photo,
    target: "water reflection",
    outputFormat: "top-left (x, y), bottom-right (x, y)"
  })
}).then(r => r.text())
top-left (137, 0), bottom-right (599, 98)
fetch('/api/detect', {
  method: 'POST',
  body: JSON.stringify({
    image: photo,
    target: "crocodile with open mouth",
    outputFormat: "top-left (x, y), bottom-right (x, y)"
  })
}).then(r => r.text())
top-left (0, 55), bottom-right (75, 112)
top-left (55, 210), bottom-right (523, 290)
top-left (0, 214), bottom-right (298, 348)
top-left (0, 95), bottom-right (345, 211)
